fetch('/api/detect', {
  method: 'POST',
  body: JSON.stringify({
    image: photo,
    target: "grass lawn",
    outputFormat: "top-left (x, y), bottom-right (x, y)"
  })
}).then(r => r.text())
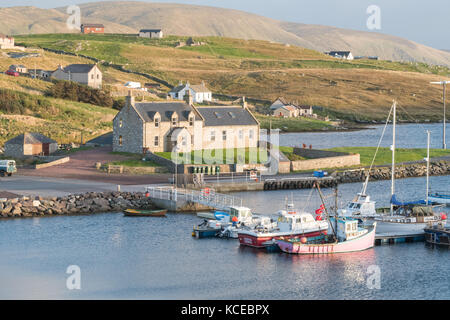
top-left (327, 147), bottom-right (450, 166)
top-left (156, 147), bottom-right (269, 164)
top-left (256, 114), bottom-right (335, 132)
top-left (108, 152), bottom-right (161, 167)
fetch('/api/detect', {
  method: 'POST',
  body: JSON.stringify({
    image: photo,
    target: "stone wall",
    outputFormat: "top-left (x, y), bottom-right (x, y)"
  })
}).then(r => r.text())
top-left (0, 191), bottom-right (155, 218)
top-left (291, 154), bottom-right (360, 171)
top-left (35, 156), bottom-right (70, 170)
top-left (293, 148), bottom-right (350, 159)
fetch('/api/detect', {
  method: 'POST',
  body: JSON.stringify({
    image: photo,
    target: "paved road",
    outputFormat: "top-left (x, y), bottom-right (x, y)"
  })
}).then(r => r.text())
top-left (0, 175), bottom-right (165, 198)
top-left (18, 146), bottom-right (170, 185)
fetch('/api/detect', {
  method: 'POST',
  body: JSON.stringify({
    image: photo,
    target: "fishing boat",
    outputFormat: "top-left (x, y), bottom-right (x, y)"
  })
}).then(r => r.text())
top-left (237, 202), bottom-right (329, 248)
top-left (123, 209), bottom-right (167, 217)
top-left (428, 192), bottom-right (450, 205)
top-left (424, 221), bottom-right (450, 246)
top-left (276, 218), bottom-right (376, 254)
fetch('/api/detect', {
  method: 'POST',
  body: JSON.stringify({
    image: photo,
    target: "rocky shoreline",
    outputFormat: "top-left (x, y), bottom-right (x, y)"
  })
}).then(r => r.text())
top-left (333, 160), bottom-right (450, 184)
top-left (0, 191), bottom-right (155, 219)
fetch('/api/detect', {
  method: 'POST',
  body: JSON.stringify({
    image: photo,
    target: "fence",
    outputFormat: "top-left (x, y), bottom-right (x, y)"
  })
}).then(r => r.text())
top-left (145, 186), bottom-right (243, 211)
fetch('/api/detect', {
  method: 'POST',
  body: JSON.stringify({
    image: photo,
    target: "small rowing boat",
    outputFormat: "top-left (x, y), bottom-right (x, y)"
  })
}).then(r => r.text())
top-left (123, 209), bottom-right (167, 217)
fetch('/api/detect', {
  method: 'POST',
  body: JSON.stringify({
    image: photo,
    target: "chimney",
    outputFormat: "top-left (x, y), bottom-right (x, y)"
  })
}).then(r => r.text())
top-left (242, 96), bottom-right (247, 109)
top-left (184, 89), bottom-right (193, 105)
top-left (126, 90), bottom-right (135, 107)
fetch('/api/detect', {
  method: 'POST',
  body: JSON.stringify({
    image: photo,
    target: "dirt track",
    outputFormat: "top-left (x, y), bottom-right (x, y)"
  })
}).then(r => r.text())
top-left (17, 146), bottom-right (170, 185)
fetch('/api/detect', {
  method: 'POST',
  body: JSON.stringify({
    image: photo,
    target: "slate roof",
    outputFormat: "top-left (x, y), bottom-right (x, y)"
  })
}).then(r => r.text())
top-left (327, 51), bottom-right (352, 57)
top-left (81, 24), bottom-right (105, 28)
top-left (5, 133), bottom-right (57, 145)
top-left (190, 84), bottom-right (210, 93)
top-left (196, 106), bottom-right (258, 127)
top-left (133, 102), bottom-right (201, 122)
top-left (61, 64), bottom-right (96, 74)
top-left (169, 84), bottom-right (186, 94)
top-left (140, 29), bottom-right (162, 33)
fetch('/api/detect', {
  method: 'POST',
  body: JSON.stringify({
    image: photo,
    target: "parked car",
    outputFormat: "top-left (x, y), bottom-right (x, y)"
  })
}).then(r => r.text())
top-left (0, 160), bottom-right (17, 177)
top-left (5, 70), bottom-right (19, 77)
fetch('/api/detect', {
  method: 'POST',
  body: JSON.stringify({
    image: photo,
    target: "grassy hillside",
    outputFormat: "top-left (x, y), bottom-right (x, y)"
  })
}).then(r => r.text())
top-left (2, 1), bottom-right (450, 66)
top-left (15, 33), bottom-right (450, 122)
top-left (0, 88), bottom-right (116, 146)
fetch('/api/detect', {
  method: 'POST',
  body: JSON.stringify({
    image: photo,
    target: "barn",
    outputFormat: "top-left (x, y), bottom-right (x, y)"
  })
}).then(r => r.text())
top-left (4, 133), bottom-right (58, 158)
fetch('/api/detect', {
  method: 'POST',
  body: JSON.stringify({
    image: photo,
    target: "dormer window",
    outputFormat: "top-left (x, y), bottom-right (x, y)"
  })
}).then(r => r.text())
top-left (172, 115), bottom-right (178, 126)
top-left (189, 116), bottom-right (194, 126)
top-left (155, 118), bottom-right (160, 128)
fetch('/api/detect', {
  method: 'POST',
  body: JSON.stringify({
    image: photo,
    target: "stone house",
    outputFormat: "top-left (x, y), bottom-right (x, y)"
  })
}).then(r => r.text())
top-left (4, 133), bottom-right (58, 158)
top-left (0, 34), bottom-right (14, 49)
top-left (81, 24), bottom-right (105, 34)
top-left (139, 29), bottom-right (163, 38)
top-left (273, 105), bottom-right (298, 118)
top-left (51, 64), bottom-right (102, 89)
top-left (297, 105), bottom-right (314, 116)
top-left (169, 81), bottom-right (212, 103)
top-left (113, 92), bottom-right (259, 154)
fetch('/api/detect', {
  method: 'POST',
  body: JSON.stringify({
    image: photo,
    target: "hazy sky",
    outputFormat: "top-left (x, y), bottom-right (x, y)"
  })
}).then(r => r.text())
top-left (1, 0), bottom-right (449, 49)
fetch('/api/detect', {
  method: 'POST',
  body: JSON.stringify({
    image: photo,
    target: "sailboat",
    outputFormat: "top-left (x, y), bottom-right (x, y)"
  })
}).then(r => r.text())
top-left (373, 101), bottom-right (446, 234)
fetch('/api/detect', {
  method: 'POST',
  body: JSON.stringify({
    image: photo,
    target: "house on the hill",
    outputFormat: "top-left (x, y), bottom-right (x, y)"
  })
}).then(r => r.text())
top-left (270, 97), bottom-right (315, 118)
top-left (9, 65), bottom-right (27, 73)
top-left (113, 92), bottom-right (259, 154)
top-left (139, 29), bottom-right (163, 38)
top-left (4, 133), bottom-right (58, 158)
top-left (169, 81), bottom-right (212, 104)
top-left (51, 64), bottom-right (102, 89)
top-left (81, 24), bottom-right (105, 34)
top-left (0, 34), bottom-right (14, 49)
top-left (325, 51), bottom-right (354, 60)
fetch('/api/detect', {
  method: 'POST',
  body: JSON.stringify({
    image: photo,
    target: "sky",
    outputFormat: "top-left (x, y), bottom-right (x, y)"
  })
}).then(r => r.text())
top-left (1, 0), bottom-right (448, 49)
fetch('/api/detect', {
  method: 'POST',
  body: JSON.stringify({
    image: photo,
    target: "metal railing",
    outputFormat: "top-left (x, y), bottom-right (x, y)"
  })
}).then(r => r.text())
top-left (145, 186), bottom-right (243, 211)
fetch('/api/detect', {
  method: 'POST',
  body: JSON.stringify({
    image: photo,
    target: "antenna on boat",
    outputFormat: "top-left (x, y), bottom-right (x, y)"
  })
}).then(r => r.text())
top-left (390, 100), bottom-right (397, 216)
top-left (315, 182), bottom-right (337, 240)
top-left (361, 102), bottom-right (394, 196)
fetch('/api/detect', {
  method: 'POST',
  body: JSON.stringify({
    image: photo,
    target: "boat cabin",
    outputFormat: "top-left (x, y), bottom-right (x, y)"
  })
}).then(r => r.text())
top-left (276, 210), bottom-right (322, 232)
top-left (229, 206), bottom-right (253, 224)
top-left (335, 217), bottom-right (368, 241)
top-left (340, 193), bottom-right (376, 217)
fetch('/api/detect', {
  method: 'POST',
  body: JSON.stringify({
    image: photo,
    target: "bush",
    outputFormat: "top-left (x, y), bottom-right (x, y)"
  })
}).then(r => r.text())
top-left (46, 80), bottom-right (114, 108)
top-left (0, 89), bottom-right (54, 115)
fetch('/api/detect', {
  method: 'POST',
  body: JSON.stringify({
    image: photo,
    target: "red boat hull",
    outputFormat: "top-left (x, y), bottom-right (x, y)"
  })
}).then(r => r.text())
top-left (238, 230), bottom-right (327, 248)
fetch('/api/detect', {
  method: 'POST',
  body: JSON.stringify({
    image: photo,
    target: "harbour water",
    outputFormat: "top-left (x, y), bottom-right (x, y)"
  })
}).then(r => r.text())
top-left (0, 123), bottom-right (448, 300)
top-left (0, 175), bottom-right (448, 300)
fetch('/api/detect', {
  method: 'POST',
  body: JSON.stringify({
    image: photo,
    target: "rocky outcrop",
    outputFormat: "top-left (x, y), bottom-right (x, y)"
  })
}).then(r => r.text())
top-left (0, 192), bottom-right (155, 219)
top-left (333, 161), bottom-right (450, 184)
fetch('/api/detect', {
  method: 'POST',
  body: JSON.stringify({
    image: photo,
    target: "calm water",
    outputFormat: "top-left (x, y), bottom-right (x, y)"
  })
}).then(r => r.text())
top-left (280, 123), bottom-right (450, 149)
top-left (1, 175), bottom-right (449, 300)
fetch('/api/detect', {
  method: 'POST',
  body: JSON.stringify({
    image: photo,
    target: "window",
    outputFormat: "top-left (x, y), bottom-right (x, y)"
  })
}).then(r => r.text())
top-left (239, 130), bottom-right (243, 140)
top-left (222, 130), bottom-right (227, 141)
top-left (97, 74), bottom-right (100, 79)
top-left (249, 129), bottom-right (254, 140)
top-left (210, 130), bottom-right (216, 142)
top-left (154, 136), bottom-right (159, 147)
top-left (119, 119), bottom-right (123, 128)
top-left (119, 136), bottom-right (123, 146)
top-left (189, 116), bottom-right (194, 126)
top-left (155, 118), bottom-right (160, 128)
top-left (182, 136), bottom-right (187, 146)
top-left (91, 74), bottom-right (94, 80)
top-left (172, 116), bottom-right (177, 126)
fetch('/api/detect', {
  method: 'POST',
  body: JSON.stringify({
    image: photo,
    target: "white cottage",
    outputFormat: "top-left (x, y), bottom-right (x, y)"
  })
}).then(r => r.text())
top-left (169, 81), bottom-right (212, 104)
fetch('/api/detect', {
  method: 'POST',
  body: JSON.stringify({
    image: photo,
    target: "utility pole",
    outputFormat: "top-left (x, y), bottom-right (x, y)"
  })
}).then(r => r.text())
top-left (390, 100), bottom-right (397, 215)
top-left (430, 81), bottom-right (449, 149)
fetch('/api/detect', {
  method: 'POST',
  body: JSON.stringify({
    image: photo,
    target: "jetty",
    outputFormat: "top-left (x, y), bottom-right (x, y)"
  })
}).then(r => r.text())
top-left (145, 186), bottom-right (243, 212)
top-left (375, 232), bottom-right (425, 245)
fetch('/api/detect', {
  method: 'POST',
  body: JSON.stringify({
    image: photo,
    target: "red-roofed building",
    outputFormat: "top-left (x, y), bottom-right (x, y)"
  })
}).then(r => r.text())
top-left (81, 24), bottom-right (105, 34)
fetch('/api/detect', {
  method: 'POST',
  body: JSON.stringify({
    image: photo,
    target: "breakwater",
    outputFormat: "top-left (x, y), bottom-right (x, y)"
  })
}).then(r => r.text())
top-left (0, 192), bottom-right (154, 218)
top-left (333, 160), bottom-right (449, 184)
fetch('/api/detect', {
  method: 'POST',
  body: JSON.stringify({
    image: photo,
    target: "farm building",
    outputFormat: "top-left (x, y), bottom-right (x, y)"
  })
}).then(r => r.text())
top-left (139, 29), bottom-right (163, 38)
top-left (81, 24), bottom-right (105, 34)
top-left (4, 133), bottom-right (58, 158)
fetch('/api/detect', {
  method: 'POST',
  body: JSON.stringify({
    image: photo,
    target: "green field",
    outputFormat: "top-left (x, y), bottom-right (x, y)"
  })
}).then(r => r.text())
top-left (156, 147), bottom-right (269, 164)
top-left (256, 114), bottom-right (336, 132)
top-left (327, 147), bottom-right (450, 166)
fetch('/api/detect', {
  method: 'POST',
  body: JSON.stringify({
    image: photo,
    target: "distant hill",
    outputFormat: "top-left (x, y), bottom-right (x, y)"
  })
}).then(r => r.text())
top-left (1, 1), bottom-right (449, 67)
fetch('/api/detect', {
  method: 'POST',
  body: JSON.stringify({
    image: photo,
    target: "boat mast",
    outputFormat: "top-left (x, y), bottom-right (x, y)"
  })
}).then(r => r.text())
top-left (390, 100), bottom-right (397, 215)
top-left (316, 183), bottom-right (336, 240)
top-left (426, 130), bottom-right (430, 205)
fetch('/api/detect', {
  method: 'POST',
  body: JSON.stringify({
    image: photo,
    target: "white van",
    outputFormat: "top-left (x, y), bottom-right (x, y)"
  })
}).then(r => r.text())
top-left (0, 160), bottom-right (17, 177)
